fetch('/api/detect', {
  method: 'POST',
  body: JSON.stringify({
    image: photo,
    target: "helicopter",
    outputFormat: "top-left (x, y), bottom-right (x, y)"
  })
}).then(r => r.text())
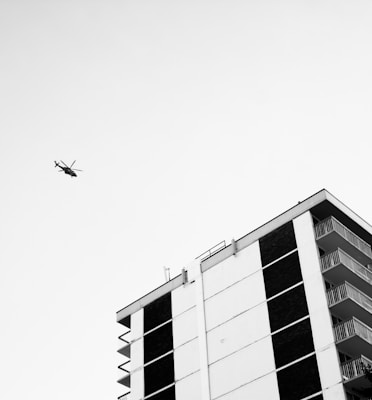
top-left (54, 160), bottom-right (82, 177)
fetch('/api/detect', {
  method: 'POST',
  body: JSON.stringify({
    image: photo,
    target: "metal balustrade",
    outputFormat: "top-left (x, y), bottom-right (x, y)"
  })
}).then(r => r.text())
top-left (327, 283), bottom-right (348, 305)
top-left (315, 217), bottom-right (372, 260)
top-left (118, 324), bottom-right (131, 388)
top-left (119, 360), bottom-right (131, 375)
top-left (342, 355), bottom-right (372, 381)
top-left (327, 282), bottom-right (372, 312)
top-left (321, 248), bottom-right (372, 284)
top-left (334, 317), bottom-right (372, 344)
top-left (196, 240), bottom-right (226, 261)
top-left (119, 329), bottom-right (131, 344)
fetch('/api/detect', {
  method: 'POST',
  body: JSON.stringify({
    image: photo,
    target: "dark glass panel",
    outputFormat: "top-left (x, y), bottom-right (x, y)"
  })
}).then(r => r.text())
top-left (144, 293), bottom-right (172, 333)
top-left (144, 353), bottom-right (174, 396)
top-left (147, 385), bottom-right (175, 400)
top-left (267, 284), bottom-right (309, 332)
top-left (259, 221), bottom-right (297, 266)
top-left (272, 318), bottom-right (314, 368)
top-left (277, 355), bottom-right (321, 400)
top-left (144, 322), bottom-right (173, 363)
top-left (263, 251), bottom-right (302, 298)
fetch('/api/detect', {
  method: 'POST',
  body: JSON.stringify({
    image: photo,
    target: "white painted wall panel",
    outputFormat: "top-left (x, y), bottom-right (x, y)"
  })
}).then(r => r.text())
top-left (293, 213), bottom-right (335, 350)
top-left (203, 241), bottom-right (261, 299)
top-left (174, 338), bottom-right (200, 380)
top-left (129, 368), bottom-right (143, 400)
top-left (131, 309), bottom-right (143, 341)
top-left (130, 338), bottom-right (143, 371)
top-left (323, 383), bottom-right (347, 400)
top-left (294, 213), bottom-right (344, 394)
top-left (207, 302), bottom-right (270, 364)
top-left (316, 344), bottom-right (343, 390)
top-left (216, 372), bottom-right (280, 400)
top-left (209, 336), bottom-right (275, 399)
top-left (205, 270), bottom-right (266, 331)
top-left (173, 307), bottom-right (198, 349)
top-left (175, 372), bottom-right (202, 400)
top-left (172, 282), bottom-right (196, 317)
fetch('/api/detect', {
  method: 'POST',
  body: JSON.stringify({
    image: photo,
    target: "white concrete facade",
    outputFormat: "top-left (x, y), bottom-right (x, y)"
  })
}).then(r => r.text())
top-left (294, 212), bottom-right (345, 400)
top-left (117, 190), bottom-right (372, 400)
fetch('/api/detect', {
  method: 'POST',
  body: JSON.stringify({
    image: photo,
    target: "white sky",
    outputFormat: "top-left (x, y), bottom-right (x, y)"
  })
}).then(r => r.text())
top-left (1, 0), bottom-right (372, 398)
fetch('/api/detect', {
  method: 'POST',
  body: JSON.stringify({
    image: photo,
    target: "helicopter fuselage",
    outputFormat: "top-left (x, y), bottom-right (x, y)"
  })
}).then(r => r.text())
top-left (63, 168), bottom-right (77, 177)
top-left (54, 161), bottom-right (78, 177)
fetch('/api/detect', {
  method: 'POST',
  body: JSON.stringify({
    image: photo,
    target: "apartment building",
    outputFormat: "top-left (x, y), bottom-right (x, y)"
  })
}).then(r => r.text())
top-left (117, 189), bottom-right (372, 400)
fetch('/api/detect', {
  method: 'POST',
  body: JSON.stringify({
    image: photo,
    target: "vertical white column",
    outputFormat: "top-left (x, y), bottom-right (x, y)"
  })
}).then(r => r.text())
top-left (187, 259), bottom-right (211, 400)
top-left (293, 212), bottom-right (345, 400)
top-left (130, 309), bottom-right (144, 400)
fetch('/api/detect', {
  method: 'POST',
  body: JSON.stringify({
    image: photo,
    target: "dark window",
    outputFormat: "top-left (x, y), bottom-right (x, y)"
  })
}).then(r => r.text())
top-left (146, 385), bottom-right (175, 400)
top-left (144, 353), bottom-right (174, 396)
top-left (346, 393), bottom-right (361, 400)
top-left (267, 284), bottom-right (309, 332)
top-left (272, 318), bottom-right (315, 368)
top-left (144, 293), bottom-right (172, 333)
top-left (339, 352), bottom-right (352, 363)
top-left (144, 322), bottom-right (173, 363)
top-left (263, 251), bottom-right (303, 298)
top-left (332, 315), bottom-right (342, 325)
top-left (325, 281), bottom-right (333, 290)
top-left (312, 215), bottom-right (320, 225)
top-left (277, 355), bottom-right (321, 400)
top-left (259, 221), bottom-right (297, 266)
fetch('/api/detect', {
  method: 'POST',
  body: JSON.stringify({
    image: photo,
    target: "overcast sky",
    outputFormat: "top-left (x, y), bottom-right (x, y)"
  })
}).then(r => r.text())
top-left (1, 0), bottom-right (372, 399)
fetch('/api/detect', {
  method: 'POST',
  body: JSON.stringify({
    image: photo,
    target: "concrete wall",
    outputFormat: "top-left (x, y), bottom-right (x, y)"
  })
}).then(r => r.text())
top-left (128, 309), bottom-right (144, 400)
top-left (294, 212), bottom-right (345, 400)
top-left (120, 209), bottom-right (349, 400)
top-left (209, 336), bottom-right (276, 399)
top-left (203, 242), bottom-right (279, 399)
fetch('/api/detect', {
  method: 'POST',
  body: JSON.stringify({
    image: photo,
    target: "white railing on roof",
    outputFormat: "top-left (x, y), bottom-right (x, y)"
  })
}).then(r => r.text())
top-left (334, 317), bottom-right (372, 344)
top-left (326, 282), bottom-right (372, 313)
top-left (342, 355), bottom-right (372, 381)
top-left (321, 248), bottom-right (372, 284)
top-left (196, 240), bottom-right (226, 261)
top-left (315, 217), bottom-right (372, 258)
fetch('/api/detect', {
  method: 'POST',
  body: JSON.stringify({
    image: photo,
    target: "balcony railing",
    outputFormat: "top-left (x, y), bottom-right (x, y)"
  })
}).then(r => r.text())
top-left (119, 360), bottom-right (131, 374)
top-left (118, 329), bottom-right (132, 358)
top-left (334, 318), bottom-right (372, 344)
top-left (327, 282), bottom-right (372, 311)
top-left (342, 355), bottom-right (372, 381)
top-left (119, 330), bottom-right (131, 345)
top-left (315, 217), bottom-right (372, 262)
top-left (321, 249), bottom-right (372, 293)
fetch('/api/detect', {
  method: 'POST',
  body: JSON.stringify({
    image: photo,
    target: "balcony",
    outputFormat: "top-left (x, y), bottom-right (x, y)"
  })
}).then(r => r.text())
top-left (321, 249), bottom-right (372, 297)
top-left (327, 282), bottom-right (372, 327)
top-left (117, 360), bottom-right (131, 387)
top-left (342, 355), bottom-right (372, 393)
top-left (315, 217), bottom-right (372, 265)
top-left (334, 318), bottom-right (372, 360)
top-left (118, 326), bottom-right (131, 388)
top-left (118, 332), bottom-right (131, 358)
